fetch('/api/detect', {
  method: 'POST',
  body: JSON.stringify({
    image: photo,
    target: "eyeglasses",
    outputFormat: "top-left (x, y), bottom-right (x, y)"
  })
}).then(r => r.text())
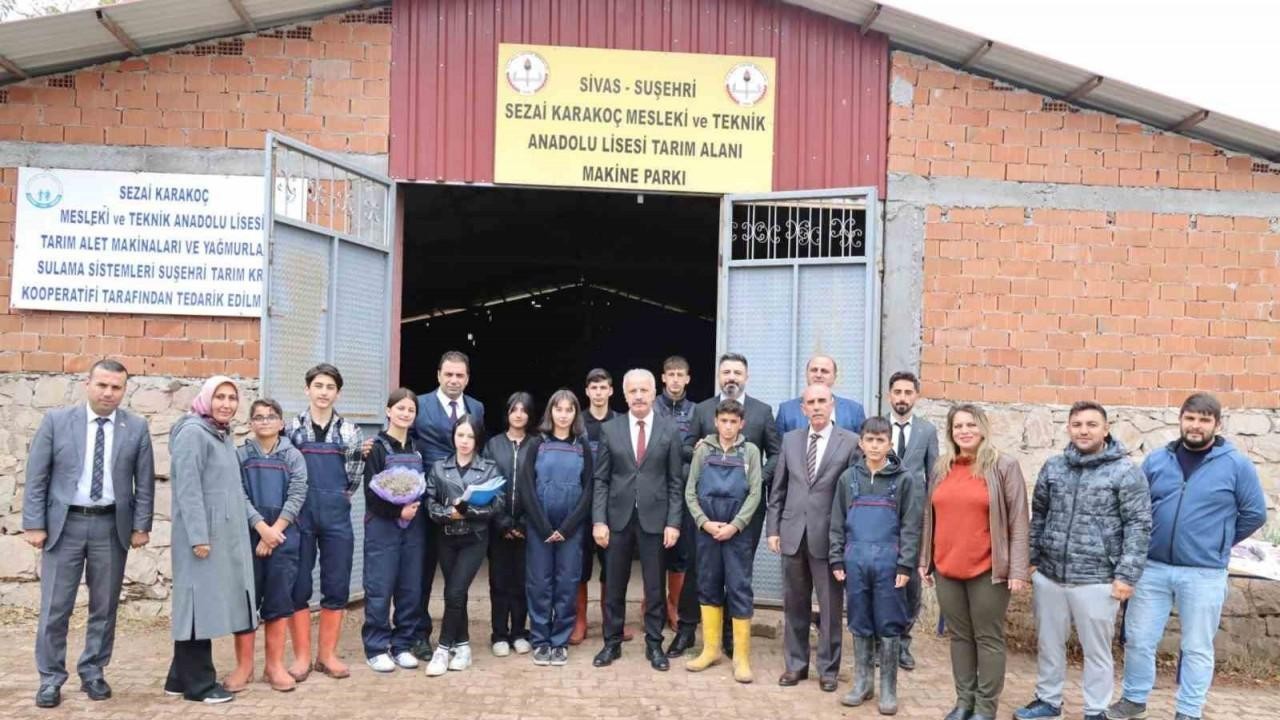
top-left (251, 415), bottom-right (281, 423)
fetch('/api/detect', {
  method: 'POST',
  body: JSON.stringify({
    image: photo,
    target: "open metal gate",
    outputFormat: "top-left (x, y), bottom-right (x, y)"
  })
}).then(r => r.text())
top-left (260, 132), bottom-right (395, 603)
top-left (716, 187), bottom-right (881, 606)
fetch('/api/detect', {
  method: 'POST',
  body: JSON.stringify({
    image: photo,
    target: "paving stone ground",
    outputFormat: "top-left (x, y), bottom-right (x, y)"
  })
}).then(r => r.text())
top-left (1, 567), bottom-right (1276, 719)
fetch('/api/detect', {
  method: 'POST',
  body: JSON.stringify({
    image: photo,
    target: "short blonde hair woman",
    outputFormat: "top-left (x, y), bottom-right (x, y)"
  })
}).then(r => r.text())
top-left (919, 404), bottom-right (1030, 720)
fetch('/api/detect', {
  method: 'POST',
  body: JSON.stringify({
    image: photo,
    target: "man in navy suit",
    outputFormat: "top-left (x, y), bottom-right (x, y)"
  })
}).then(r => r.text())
top-left (775, 355), bottom-right (866, 436)
top-left (409, 350), bottom-right (485, 658)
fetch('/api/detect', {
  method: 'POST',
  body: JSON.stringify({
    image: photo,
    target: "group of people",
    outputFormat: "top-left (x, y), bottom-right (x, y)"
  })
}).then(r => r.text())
top-left (20, 353), bottom-right (1269, 720)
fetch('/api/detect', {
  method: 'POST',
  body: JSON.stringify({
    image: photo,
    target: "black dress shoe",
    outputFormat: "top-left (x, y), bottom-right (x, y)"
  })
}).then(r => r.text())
top-left (410, 638), bottom-right (435, 661)
top-left (778, 669), bottom-right (809, 686)
top-left (665, 627), bottom-right (696, 658)
top-left (81, 678), bottom-right (112, 701)
top-left (819, 676), bottom-right (838, 692)
top-left (645, 643), bottom-right (670, 671)
top-left (35, 685), bottom-right (61, 709)
top-left (943, 707), bottom-right (974, 720)
top-left (592, 644), bottom-right (621, 667)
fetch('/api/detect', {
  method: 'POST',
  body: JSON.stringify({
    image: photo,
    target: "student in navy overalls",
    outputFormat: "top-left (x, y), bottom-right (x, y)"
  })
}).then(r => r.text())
top-left (360, 388), bottom-right (427, 673)
top-left (226, 399), bottom-right (308, 693)
top-left (518, 389), bottom-right (595, 667)
top-left (483, 392), bottom-right (536, 658)
top-left (682, 399), bottom-right (763, 683)
top-left (573, 368), bottom-right (621, 645)
top-left (829, 417), bottom-right (924, 716)
top-left (285, 363), bottom-right (364, 681)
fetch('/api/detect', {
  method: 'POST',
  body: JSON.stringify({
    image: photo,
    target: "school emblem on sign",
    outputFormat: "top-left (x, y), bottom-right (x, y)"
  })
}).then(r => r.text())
top-left (724, 62), bottom-right (768, 107)
top-left (24, 171), bottom-right (63, 209)
top-left (505, 52), bottom-right (549, 95)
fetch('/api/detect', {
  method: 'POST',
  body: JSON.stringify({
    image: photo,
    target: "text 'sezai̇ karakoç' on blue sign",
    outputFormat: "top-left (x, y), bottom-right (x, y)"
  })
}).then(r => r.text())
top-left (494, 44), bottom-right (776, 194)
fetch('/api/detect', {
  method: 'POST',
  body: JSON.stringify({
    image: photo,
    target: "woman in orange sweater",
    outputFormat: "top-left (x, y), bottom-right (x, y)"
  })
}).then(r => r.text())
top-left (919, 404), bottom-right (1030, 720)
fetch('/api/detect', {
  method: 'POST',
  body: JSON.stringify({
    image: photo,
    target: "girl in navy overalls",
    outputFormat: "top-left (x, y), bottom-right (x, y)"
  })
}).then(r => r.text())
top-left (682, 399), bottom-right (763, 683)
top-left (483, 392), bottom-right (536, 658)
top-left (360, 388), bottom-right (427, 673)
top-left (285, 363), bottom-right (364, 681)
top-left (829, 417), bottom-right (924, 716)
top-left (226, 399), bottom-right (308, 693)
top-left (517, 389), bottom-right (594, 667)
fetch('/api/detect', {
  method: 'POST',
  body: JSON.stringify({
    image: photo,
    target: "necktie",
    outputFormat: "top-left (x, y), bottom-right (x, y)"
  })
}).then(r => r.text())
top-left (449, 400), bottom-right (459, 423)
top-left (635, 420), bottom-right (647, 464)
top-left (896, 422), bottom-right (908, 459)
top-left (807, 432), bottom-right (820, 481)
top-left (91, 417), bottom-right (109, 501)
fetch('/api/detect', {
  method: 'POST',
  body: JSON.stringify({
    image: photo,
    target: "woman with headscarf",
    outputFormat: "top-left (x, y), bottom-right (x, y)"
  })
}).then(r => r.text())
top-left (163, 376), bottom-right (256, 704)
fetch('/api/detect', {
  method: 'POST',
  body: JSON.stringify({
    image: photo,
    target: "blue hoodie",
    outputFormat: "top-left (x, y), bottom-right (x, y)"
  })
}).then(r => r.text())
top-left (1142, 437), bottom-right (1267, 569)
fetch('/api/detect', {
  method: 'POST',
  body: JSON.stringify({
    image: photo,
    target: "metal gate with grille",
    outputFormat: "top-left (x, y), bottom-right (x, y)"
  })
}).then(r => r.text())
top-left (259, 132), bottom-right (395, 603)
top-left (715, 187), bottom-right (881, 606)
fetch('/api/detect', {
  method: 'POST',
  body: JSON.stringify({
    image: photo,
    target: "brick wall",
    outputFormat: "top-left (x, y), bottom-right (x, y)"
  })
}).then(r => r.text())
top-left (889, 52), bottom-right (1280, 409)
top-left (0, 8), bottom-right (393, 378)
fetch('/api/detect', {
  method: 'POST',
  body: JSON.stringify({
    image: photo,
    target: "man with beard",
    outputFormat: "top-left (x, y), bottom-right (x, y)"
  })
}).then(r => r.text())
top-left (884, 371), bottom-right (939, 671)
top-left (1106, 393), bottom-right (1266, 720)
top-left (668, 353), bottom-right (781, 659)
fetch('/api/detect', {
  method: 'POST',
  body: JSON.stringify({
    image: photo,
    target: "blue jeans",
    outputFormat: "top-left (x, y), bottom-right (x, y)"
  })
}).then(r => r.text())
top-left (1121, 560), bottom-right (1228, 717)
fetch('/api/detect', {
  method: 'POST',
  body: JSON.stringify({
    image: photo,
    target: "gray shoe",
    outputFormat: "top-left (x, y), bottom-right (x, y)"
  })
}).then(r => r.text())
top-left (1172, 714), bottom-right (1200, 720)
top-left (550, 647), bottom-right (568, 666)
top-left (532, 646), bottom-right (552, 666)
top-left (1104, 699), bottom-right (1147, 720)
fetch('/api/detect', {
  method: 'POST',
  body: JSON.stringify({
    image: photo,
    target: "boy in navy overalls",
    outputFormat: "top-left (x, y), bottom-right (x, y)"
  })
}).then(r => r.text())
top-left (286, 363), bottom-right (364, 680)
top-left (829, 416), bottom-right (924, 715)
top-left (682, 399), bottom-right (763, 683)
top-left (226, 399), bottom-right (307, 692)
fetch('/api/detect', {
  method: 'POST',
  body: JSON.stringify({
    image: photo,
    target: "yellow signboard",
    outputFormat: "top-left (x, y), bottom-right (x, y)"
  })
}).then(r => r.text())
top-left (494, 44), bottom-right (775, 194)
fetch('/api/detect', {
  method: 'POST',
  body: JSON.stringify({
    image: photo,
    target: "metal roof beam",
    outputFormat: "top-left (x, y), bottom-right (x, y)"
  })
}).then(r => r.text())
top-left (961, 40), bottom-right (993, 69)
top-left (1170, 109), bottom-right (1210, 133)
top-left (226, 0), bottom-right (257, 32)
top-left (0, 53), bottom-right (28, 79)
top-left (96, 10), bottom-right (141, 55)
top-left (860, 4), bottom-right (882, 36)
top-left (1065, 75), bottom-right (1103, 102)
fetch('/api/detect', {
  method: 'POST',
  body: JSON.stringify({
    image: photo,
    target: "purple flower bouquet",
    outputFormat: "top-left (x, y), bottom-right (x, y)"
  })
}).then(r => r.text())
top-left (369, 465), bottom-right (427, 528)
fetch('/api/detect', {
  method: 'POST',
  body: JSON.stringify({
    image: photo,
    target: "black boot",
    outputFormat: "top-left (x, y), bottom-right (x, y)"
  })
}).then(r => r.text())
top-left (665, 626), bottom-right (696, 658)
top-left (840, 635), bottom-right (875, 707)
top-left (898, 636), bottom-right (916, 671)
top-left (721, 625), bottom-right (734, 659)
top-left (878, 636), bottom-right (900, 715)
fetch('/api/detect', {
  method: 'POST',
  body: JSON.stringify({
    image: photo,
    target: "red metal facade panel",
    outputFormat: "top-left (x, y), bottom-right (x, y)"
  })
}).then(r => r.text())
top-left (390, 0), bottom-right (889, 193)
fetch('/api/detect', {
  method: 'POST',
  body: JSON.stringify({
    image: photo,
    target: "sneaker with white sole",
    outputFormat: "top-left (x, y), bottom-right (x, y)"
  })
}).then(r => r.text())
top-left (1105, 699), bottom-right (1148, 720)
top-left (492, 641), bottom-right (511, 657)
top-left (513, 638), bottom-right (533, 655)
top-left (550, 647), bottom-right (568, 666)
top-left (532, 646), bottom-right (552, 666)
top-left (425, 647), bottom-right (451, 677)
top-left (393, 652), bottom-right (419, 669)
top-left (448, 643), bottom-right (472, 671)
top-left (366, 654), bottom-right (396, 673)
top-left (198, 687), bottom-right (234, 704)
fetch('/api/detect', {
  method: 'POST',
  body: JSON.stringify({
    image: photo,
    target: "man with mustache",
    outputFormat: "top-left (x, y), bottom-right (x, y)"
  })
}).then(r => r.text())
top-left (1106, 393), bottom-right (1266, 720)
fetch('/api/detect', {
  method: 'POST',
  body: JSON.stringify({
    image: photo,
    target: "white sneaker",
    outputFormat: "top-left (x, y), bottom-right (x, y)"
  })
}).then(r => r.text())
top-left (425, 647), bottom-right (451, 677)
top-left (366, 653), bottom-right (396, 673)
top-left (393, 652), bottom-right (419, 669)
top-left (492, 641), bottom-right (511, 657)
top-left (448, 643), bottom-right (472, 671)
top-left (513, 638), bottom-right (532, 655)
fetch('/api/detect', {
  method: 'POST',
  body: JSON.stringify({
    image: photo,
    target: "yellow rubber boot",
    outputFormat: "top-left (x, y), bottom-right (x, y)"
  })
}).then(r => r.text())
top-left (685, 605), bottom-right (724, 672)
top-left (732, 617), bottom-right (753, 683)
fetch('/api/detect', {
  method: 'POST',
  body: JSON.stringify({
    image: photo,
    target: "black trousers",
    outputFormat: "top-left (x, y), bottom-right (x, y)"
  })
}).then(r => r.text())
top-left (418, 523), bottom-right (441, 642)
top-left (603, 510), bottom-right (666, 646)
top-left (488, 533), bottom-right (528, 643)
top-left (903, 565), bottom-right (923, 640)
top-left (437, 531), bottom-right (487, 648)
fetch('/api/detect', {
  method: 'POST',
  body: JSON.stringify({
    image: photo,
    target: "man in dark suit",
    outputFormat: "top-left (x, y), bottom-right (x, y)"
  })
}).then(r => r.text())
top-left (766, 383), bottom-right (859, 692)
top-left (591, 369), bottom-right (684, 671)
top-left (886, 370), bottom-right (939, 671)
top-left (668, 352), bottom-right (781, 658)
top-left (775, 354), bottom-right (867, 435)
top-left (409, 350), bottom-right (485, 658)
top-left (23, 359), bottom-right (155, 708)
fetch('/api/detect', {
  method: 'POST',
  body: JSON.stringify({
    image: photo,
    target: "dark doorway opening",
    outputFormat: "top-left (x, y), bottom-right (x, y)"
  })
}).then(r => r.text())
top-left (400, 185), bottom-right (720, 434)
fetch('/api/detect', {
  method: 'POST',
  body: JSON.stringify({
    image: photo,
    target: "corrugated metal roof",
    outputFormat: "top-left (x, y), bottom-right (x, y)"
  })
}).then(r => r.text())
top-left (0, 0), bottom-right (381, 81)
top-left (788, 0), bottom-right (1280, 161)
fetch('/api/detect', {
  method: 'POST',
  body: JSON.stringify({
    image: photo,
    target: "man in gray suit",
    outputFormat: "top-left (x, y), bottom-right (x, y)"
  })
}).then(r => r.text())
top-left (887, 370), bottom-right (939, 671)
top-left (22, 360), bottom-right (155, 708)
top-left (591, 369), bottom-right (684, 672)
top-left (766, 383), bottom-right (859, 692)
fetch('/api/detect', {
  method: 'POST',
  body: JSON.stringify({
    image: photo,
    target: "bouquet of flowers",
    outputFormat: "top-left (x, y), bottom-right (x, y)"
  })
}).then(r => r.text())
top-left (369, 465), bottom-right (427, 528)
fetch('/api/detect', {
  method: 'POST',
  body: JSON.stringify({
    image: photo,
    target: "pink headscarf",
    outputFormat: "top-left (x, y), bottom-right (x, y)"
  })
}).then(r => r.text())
top-left (191, 375), bottom-right (238, 428)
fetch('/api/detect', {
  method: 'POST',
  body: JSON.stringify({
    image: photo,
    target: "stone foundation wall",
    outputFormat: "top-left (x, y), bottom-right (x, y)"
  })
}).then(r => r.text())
top-left (0, 373), bottom-right (258, 618)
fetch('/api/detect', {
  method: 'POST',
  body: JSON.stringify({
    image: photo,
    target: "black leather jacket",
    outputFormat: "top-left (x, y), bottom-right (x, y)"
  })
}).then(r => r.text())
top-left (426, 455), bottom-right (505, 537)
